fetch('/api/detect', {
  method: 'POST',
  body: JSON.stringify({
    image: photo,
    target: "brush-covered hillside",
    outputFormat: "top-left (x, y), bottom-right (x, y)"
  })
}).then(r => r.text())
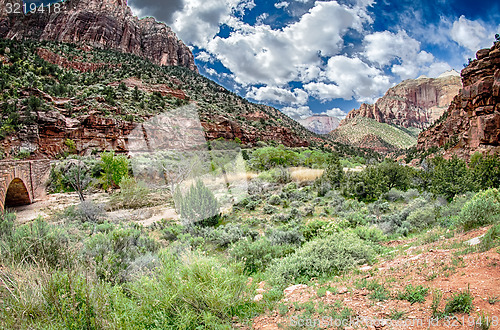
top-left (330, 117), bottom-right (419, 153)
top-left (0, 39), bottom-right (366, 159)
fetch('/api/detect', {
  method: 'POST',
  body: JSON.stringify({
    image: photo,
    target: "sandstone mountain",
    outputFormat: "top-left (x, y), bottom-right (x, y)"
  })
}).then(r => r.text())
top-left (417, 42), bottom-right (500, 158)
top-left (298, 115), bottom-right (340, 135)
top-left (0, 39), bottom-right (328, 159)
top-left (0, 0), bottom-right (196, 71)
top-left (342, 71), bottom-right (462, 129)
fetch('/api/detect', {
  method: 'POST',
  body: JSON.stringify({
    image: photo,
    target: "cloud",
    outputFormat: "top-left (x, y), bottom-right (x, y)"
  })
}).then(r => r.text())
top-left (450, 15), bottom-right (489, 52)
top-left (205, 1), bottom-right (371, 86)
top-left (196, 51), bottom-right (213, 62)
top-left (362, 30), bottom-right (453, 79)
top-left (246, 86), bottom-right (308, 105)
top-left (274, 1), bottom-right (289, 9)
top-left (305, 56), bottom-right (392, 102)
top-left (323, 108), bottom-right (347, 119)
top-left (281, 106), bottom-right (313, 120)
top-left (128, 0), bottom-right (185, 24)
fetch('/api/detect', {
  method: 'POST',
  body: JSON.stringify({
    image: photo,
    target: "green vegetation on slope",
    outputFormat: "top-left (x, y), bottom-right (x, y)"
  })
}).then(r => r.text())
top-left (331, 117), bottom-right (418, 150)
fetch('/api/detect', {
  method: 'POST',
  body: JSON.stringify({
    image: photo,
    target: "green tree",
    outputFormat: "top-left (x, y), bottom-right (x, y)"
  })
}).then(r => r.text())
top-left (100, 151), bottom-right (129, 190)
top-left (174, 180), bottom-right (220, 227)
top-left (469, 152), bottom-right (500, 190)
top-left (427, 156), bottom-right (475, 201)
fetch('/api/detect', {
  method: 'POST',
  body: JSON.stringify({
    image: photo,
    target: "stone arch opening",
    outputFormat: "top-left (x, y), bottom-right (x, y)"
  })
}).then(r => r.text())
top-left (4, 178), bottom-right (32, 208)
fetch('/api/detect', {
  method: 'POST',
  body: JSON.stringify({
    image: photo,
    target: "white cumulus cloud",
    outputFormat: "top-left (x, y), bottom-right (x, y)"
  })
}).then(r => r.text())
top-left (305, 56), bottom-right (392, 102)
top-left (246, 86), bottom-right (308, 105)
top-left (323, 108), bottom-right (347, 119)
top-left (450, 15), bottom-right (489, 52)
top-left (281, 106), bottom-right (313, 120)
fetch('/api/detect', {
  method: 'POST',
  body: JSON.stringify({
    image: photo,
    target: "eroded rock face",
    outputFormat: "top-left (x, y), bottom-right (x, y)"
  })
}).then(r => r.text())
top-left (0, 0), bottom-right (197, 71)
top-left (343, 72), bottom-right (462, 129)
top-left (298, 115), bottom-right (340, 135)
top-left (417, 42), bottom-right (500, 158)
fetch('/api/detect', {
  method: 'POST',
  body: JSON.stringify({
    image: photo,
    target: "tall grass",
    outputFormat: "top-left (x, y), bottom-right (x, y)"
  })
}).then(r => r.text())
top-left (289, 167), bottom-right (324, 182)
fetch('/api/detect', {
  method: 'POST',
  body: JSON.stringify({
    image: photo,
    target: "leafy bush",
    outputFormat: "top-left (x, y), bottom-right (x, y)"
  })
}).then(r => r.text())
top-left (263, 204), bottom-right (278, 214)
top-left (0, 218), bottom-right (70, 268)
top-left (109, 177), bottom-right (150, 209)
top-left (457, 189), bottom-right (500, 231)
top-left (266, 226), bottom-right (304, 246)
top-left (125, 252), bottom-right (255, 328)
top-left (230, 238), bottom-right (295, 274)
top-left (316, 153), bottom-right (344, 190)
top-left (352, 225), bottom-right (387, 243)
top-left (268, 194), bottom-right (282, 205)
top-left (174, 180), bottom-right (221, 227)
top-left (406, 206), bottom-right (437, 231)
top-left (83, 227), bottom-right (159, 283)
top-left (267, 232), bottom-right (376, 287)
top-left (342, 159), bottom-right (411, 202)
top-left (397, 284), bottom-right (429, 304)
top-left (302, 219), bottom-right (329, 241)
top-left (423, 156), bottom-right (475, 201)
top-left (203, 223), bottom-right (257, 248)
top-left (100, 151), bottom-right (130, 190)
top-left (477, 222), bottom-right (500, 252)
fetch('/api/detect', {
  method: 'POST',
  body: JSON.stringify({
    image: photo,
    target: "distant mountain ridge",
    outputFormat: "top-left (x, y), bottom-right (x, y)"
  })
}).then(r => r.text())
top-left (298, 115), bottom-right (340, 135)
top-left (0, 0), bottom-right (197, 71)
top-left (342, 71), bottom-right (461, 129)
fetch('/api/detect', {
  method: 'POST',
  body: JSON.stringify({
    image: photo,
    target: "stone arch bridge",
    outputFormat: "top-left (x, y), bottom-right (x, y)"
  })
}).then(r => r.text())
top-left (0, 160), bottom-right (51, 212)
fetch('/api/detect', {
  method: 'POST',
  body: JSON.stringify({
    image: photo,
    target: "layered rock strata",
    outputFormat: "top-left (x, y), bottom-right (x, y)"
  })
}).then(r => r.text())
top-left (417, 42), bottom-right (500, 158)
top-left (0, 0), bottom-right (197, 70)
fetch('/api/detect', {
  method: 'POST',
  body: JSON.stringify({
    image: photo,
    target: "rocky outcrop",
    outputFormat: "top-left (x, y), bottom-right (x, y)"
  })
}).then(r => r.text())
top-left (0, 0), bottom-right (197, 71)
top-left (343, 72), bottom-right (461, 129)
top-left (298, 115), bottom-right (340, 135)
top-left (417, 42), bottom-right (500, 158)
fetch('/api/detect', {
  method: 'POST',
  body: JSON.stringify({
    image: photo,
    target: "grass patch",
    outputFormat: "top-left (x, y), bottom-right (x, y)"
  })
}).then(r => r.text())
top-left (397, 284), bottom-right (429, 304)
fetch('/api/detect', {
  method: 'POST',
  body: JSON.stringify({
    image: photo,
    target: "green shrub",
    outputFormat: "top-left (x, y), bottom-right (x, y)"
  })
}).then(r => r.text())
top-left (100, 151), bottom-right (130, 190)
top-left (302, 219), bottom-right (328, 241)
top-left (83, 227), bottom-right (159, 283)
top-left (406, 206), bottom-right (437, 231)
top-left (125, 252), bottom-right (256, 328)
top-left (267, 232), bottom-right (376, 287)
top-left (204, 223), bottom-right (257, 248)
top-left (458, 189), bottom-right (500, 231)
top-left (268, 194), bottom-right (282, 205)
top-left (230, 238), bottom-right (295, 274)
top-left (0, 218), bottom-right (71, 268)
top-left (174, 180), bottom-right (221, 227)
top-left (0, 267), bottom-right (116, 329)
top-left (352, 225), bottom-right (386, 243)
top-left (397, 284), bottom-right (429, 304)
top-left (266, 226), bottom-right (304, 246)
top-left (316, 153), bottom-right (344, 189)
top-left (424, 156), bottom-right (475, 201)
top-left (109, 177), bottom-right (150, 209)
top-left (245, 200), bottom-right (260, 211)
top-left (477, 223), bottom-right (500, 252)
top-left (263, 204), bottom-right (278, 214)
top-left (444, 287), bottom-right (473, 315)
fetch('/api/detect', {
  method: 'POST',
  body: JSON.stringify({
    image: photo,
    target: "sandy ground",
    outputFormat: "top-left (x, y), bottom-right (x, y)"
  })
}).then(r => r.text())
top-left (10, 192), bottom-right (178, 226)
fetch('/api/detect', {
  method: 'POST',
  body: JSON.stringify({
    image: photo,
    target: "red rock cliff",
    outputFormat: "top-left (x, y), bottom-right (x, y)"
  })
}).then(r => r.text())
top-left (342, 73), bottom-right (461, 129)
top-left (0, 0), bottom-right (197, 71)
top-left (417, 42), bottom-right (500, 158)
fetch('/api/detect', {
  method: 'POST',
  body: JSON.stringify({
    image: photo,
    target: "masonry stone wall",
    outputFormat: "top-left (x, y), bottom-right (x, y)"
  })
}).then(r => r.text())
top-left (0, 160), bottom-right (51, 211)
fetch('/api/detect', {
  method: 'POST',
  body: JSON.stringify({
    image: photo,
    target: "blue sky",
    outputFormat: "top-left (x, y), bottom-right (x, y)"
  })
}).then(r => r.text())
top-left (32, 0), bottom-right (500, 120)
